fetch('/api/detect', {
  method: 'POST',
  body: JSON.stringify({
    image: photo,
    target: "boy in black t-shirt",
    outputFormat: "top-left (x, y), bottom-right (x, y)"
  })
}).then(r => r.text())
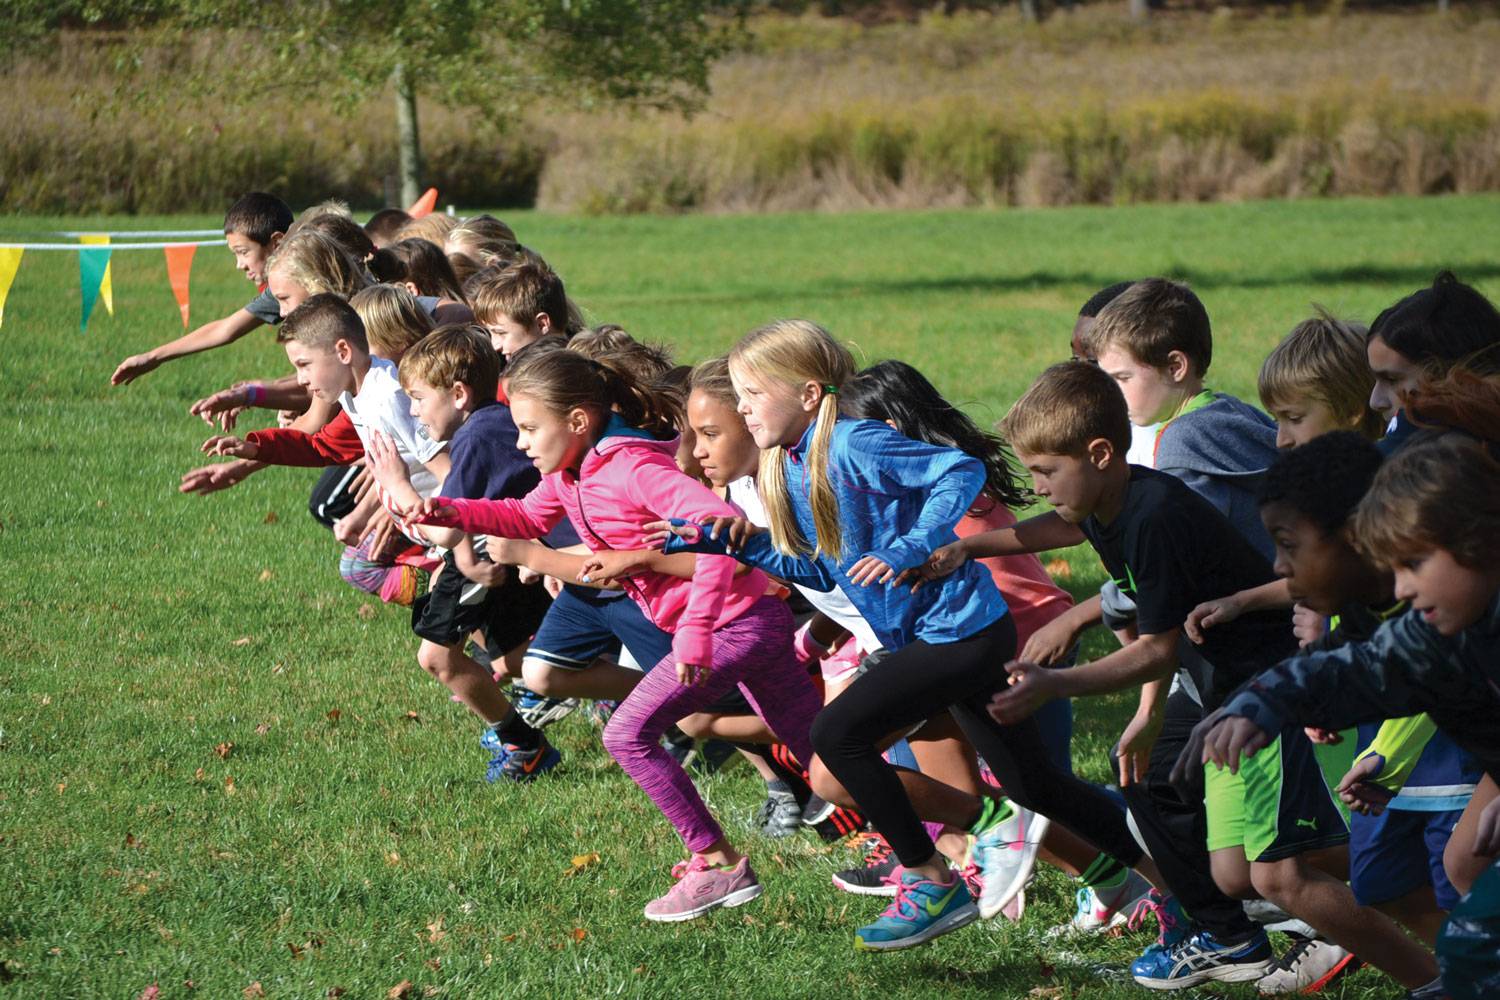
top-left (976, 361), bottom-right (1296, 989)
top-left (365, 326), bottom-right (558, 783)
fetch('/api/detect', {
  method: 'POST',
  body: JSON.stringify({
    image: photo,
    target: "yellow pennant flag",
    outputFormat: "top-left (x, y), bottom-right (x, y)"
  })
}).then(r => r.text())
top-left (0, 247), bottom-right (22, 329)
top-left (80, 234), bottom-right (113, 316)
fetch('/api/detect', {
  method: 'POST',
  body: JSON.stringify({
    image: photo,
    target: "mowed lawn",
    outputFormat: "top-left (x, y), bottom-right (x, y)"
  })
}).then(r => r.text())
top-left (3, 196), bottom-right (1498, 999)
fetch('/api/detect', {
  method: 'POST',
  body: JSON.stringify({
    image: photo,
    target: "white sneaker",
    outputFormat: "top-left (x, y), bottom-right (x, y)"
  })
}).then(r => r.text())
top-left (1056, 869), bottom-right (1154, 935)
top-left (972, 802), bottom-right (1049, 920)
top-left (1255, 936), bottom-right (1360, 995)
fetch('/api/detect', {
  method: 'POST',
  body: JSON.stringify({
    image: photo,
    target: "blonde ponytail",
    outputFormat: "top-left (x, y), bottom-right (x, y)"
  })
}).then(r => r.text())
top-left (730, 319), bottom-right (854, 560)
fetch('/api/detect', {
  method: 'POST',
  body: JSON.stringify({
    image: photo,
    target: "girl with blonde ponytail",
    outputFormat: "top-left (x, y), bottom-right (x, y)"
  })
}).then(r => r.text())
top-left (411, 347), bottom-right (821, 923)
top-left (662, 320), bottom-right (1146, 951)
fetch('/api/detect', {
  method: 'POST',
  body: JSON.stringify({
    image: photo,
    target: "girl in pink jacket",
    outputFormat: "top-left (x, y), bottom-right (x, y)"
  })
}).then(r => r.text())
top-left (413, 349), bottom-right (820, 921)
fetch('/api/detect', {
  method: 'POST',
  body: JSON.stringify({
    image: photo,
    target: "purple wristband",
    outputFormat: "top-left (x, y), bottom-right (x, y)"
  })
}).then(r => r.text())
top-left (244, 383), bottom-right (265, 406)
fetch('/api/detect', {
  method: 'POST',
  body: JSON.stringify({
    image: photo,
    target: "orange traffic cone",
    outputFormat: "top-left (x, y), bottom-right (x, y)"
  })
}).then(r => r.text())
top-left (407, 187), bottom-right (439, 218)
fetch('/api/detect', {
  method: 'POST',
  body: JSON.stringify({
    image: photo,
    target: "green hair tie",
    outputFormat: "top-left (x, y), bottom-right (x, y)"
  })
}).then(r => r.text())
top-left (823, 384), bottom-right (839, 395)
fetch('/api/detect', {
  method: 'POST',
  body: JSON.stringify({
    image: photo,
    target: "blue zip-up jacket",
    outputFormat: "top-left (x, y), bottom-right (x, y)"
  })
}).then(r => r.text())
top-left (663, 417), bottom-right (1009, 650)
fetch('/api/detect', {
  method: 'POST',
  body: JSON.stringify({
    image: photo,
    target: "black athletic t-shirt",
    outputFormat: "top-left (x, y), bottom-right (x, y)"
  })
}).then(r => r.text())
top-left (1080, 465), bottom-right (1298, 709)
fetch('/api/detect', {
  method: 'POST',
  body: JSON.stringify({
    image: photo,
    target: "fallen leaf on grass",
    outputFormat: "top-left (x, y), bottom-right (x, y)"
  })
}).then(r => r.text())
top-left (1044, 558), bottom-right (1072, 579)
top-left (258, 569), bottom-right (274, 582)
top-left (40, 694), bottom-right (51, 706)
top-left (223, 775), bottom-right (236, 796)
top-left (56, 782), bottom-right (66, 794)
top-left (137, 986), bottom-right (160, 1000)
top-left (193, 768), bottom-right (205, 782)
top-left (183, 981), bottom-right (195, 990)
top-left (563, 852), bottom-right (600, 876)
top-left (325, 989), bottom-right (345, 999)
top-left (404, 711), bottom-right (421, 723)
top-left (387, 980), bottom-right (415, 1000)
top-left (214, 742), bottom-right (234, 759)
top-left (386, 851), bottom-right (401, 866)
top-left (327, 709), bottom-right (342, 723)
top-left (569, 928), bottom-right (586, 943)
top-left (124, 833), bottom-right (141, 848)
top-left (356, 603), bottom-right (376, 621)
top-left (424, 959), bottom-right (441, 972)
top-left (231, 636), bottom-right (253, 647)
top-left (499, 934), bottom-right (516, 944)
top-left (263, 511), bottom-right (278, 524)
top-left (48, 948), bottom-right (61, 956)
top-left (1029, 989), bottom-right (1065, 999)
top-left (255, 723), bottom-right (271, 736)
top-left (243, 983), bottom-right (265, 999)
top-left (424, 917), bottom-right (445, 944)
top-left (287, 942), bottom-right (304, 960)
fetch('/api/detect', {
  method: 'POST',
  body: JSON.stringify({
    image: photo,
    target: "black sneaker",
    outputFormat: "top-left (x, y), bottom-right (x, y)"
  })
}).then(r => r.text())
top-left (832, 834), bottom-right (900, 896)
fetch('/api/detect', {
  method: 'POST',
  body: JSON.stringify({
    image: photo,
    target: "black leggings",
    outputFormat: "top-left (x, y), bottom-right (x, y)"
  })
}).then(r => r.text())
top-left (810, 615), bottom-right (1144, 870)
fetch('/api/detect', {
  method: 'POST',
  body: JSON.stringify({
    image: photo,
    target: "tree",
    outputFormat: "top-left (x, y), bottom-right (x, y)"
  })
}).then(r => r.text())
top-left (4, 0), bottom-right (745, 207)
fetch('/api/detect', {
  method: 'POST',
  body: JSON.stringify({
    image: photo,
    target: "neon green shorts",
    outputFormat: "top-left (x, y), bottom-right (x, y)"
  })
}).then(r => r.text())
top-left (1204, 724), bottom-right (1357, 862)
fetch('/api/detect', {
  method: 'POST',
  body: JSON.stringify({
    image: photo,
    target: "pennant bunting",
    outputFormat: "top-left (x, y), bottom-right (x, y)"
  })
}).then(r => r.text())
top-left (79, 243), bottom-right (111, 330)
top-left (79, 234), bottom-right (114, 316)
top-left (0, 247), bottom-right (23, 329)
top-left (163, 244), bottom-right (196, 328)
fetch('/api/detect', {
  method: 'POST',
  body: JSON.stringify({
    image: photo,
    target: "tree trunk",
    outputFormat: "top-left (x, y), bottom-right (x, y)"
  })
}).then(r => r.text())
top-left (393, 61), bottom-right (422, 208)
top-left (1128, 0), bottom-right (1149, 19)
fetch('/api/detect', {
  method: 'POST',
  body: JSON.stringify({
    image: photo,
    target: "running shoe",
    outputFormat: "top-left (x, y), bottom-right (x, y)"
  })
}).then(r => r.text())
top-left (488, 740), bottom-right (560, 783)
top-left (1060, 870), bottom-right (1155, 935)
top-left (833, 835), bottom-right (900, 896)
top-left (643, 856), bottom-right (763, 922)
top-left (972, 803), bottom-right (1048, 920)
top-left (511, 681), bottom-right (578, 729)
top-left (1127, 890), bottom-right (1190, 953)
top-left (586, 699), bottom-right (618, 727)
top-left (1130, 928), bottom-right (1274, 990)
top-left (1255, 935), bottom-right (1361, 995)
top-left (755, 787), bottom-right (803, 838)
top-left (803, 794), bottom-right (867, 842)
top-left (853, 869), bottom-right (977, 952)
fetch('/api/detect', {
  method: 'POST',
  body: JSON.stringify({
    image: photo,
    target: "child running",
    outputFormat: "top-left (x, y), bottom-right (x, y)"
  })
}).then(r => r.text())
top-left (657, 321), bottom-right (1146, 952)
top-left (408, 349), bottom-right (822, 921)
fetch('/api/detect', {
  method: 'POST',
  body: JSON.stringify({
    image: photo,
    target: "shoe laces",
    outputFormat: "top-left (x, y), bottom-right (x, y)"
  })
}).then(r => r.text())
top-left (1127, 891), bottom-right (1177, 947)
top-left (959, 863), bottom-right (984, 898)
top-left (878, 872), bottom-right (922, 924)
top-left (863, 836), bottom-right (893, 869)
top-left (669, 856), bottom-right (714, 881)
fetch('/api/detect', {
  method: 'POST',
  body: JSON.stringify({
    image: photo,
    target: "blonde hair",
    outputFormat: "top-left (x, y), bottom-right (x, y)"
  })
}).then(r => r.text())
top-left (689, 356), bottom-right (737, 407)
top-left (727, 319), bottom-right (853, 560)
top-left (396, 213), bottom-right (458, 248)
top-left (1258, 309), bottom-right (1382, 439)
top-left (398, 324), bottom-right (500, 401)
top-left (1001, 361), bottom-right (1132, 458)
top-left (299, 198), bottom-right (352, 220)
top-left (266, 230), bottom-right (373, 298)
top-left (350, 284), bottom-right (435, 360)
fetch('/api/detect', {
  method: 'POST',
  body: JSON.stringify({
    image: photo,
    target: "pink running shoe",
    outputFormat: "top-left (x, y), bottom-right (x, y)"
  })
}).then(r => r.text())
top-left (643, 856), bottom-right (763, 922)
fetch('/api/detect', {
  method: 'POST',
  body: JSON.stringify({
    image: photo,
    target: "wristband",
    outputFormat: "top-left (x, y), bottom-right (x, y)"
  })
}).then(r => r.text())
top-left (244, 383), bottom-right (266, 406)
top-left (793, 621), bottom-right (831, 664)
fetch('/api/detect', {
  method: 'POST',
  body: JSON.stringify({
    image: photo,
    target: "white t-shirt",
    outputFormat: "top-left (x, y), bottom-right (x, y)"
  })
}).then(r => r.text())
top-left (726, 476), bottom-right (883, 653)
top-left (1126, 420), bottom-right (1162, 468)
top-left (339, 357), bottom-right (447, 498)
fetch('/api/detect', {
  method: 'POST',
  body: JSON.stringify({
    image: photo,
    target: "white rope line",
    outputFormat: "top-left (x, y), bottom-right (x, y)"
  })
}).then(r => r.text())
top-left (56, 229), bottom-right (224, 237)
top-left (0, 240), bottom-right (227, 250)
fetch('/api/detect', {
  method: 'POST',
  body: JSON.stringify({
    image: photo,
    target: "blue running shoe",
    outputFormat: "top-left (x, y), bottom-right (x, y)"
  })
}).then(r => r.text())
top-left (488, 740), bottom-right (561, 783)
top-left (853, 869), bottom-right (977, 952)
top-left (1127, 890), bottom-right (1190, 953)
top-left (1130, 928), bottom-right (1273, 990)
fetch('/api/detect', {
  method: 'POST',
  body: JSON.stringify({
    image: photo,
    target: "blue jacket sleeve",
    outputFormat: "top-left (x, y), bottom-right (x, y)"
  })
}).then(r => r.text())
top-left (843, 424), bottom-right (986, 573)
top-left (1221, 610), bottom-right (1464, 735)
top-left (661, 520), bottom-right (838, 591)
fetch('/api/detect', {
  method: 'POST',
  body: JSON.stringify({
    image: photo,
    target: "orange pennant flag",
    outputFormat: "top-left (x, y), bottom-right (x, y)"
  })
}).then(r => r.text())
top-left (407, 187), bottom-right (439, 219)
top-left (163, 244), bottom-right (196, 328)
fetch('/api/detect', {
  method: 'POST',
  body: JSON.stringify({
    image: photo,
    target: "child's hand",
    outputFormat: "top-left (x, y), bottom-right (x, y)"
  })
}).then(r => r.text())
top-left (543, 574), bottom-right (564, 598)
top-left (1291, 603), bottom-right (1326, 647)
top-left (847, 554), bottom-right (899, 587)
top-left (703, 516), bottom-right (758, 554)
top-left (986, 660), bottom-right (1059, 724)
top-left (924, 540), bottom-right (967, 579)
top-left (201, 434), bottom-right (259, 459)
top-left (1200, 715), bottom-right (1272, 775)
top-left (1116, 709), bottom-right (1165, 787)
top-left (365, 431), bottom-right (411, 492)
top-left (1017, 614), bottom-right (1076, 667)
top-left (1473, 794), bottom-right (1500, 857)
top-left (189, 384), bottom-right (251, 430)
top-left (642, 519), bottom-right (699, 548)
top-left (579, 550), bottom-right (647, 585)
top-left (179, 460), bottom-right (254, 495)
top-left (676, 661), bottom-right (710, 686)
top-left (409, 497), bottom-right (462, 526)
top-left (276, 409), bottom-right (298, 428)
top-left (1336, 754), bottom-right (1394, 816)
top-left (111, 352), bottom-right (161, 386)
top-left (1184, 594), bottom-right (1245, 644)
top-left (365, 508), bottom-right (403, 562)
top-left (1304, 726), bottom-right (1343, 745)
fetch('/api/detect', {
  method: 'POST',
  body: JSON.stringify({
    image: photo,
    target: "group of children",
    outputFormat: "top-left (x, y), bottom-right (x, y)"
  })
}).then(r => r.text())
top-left (113, 191), bottom-right (1500, 997)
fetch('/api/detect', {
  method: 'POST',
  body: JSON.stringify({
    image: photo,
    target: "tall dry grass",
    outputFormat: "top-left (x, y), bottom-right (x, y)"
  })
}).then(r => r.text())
top-left (4, 6), bottom-right (1498, 214)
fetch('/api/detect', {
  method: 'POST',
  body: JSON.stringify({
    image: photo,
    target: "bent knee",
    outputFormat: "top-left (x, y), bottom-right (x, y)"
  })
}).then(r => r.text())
top-left (521, 659), bottom-right (567, 697)
top-left (807, 759), bottom-right (851, 806)
top-left (1210, 854), bottom-right (1256, 900)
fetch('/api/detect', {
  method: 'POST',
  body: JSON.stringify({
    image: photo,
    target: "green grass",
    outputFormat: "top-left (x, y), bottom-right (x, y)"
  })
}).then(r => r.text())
top-left (5, 195), bottom-right (1498, 998)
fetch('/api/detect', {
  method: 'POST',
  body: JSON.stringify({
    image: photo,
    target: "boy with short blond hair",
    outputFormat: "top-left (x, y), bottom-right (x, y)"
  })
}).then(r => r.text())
top-left (468, 259), bottom-right (571, 359)
top-left (110, 191), bottom-right (294, 385)
top-left (1257, 311), bottom-right (1384, 448)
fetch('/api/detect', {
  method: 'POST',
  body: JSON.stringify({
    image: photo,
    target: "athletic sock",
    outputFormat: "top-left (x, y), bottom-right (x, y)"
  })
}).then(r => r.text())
top-left (967, 795), bottom-right (1015, 837)
top-left (1078, 852), bottom-right (1128, 890)
top-left (493, 709), bottom-right (540, 751)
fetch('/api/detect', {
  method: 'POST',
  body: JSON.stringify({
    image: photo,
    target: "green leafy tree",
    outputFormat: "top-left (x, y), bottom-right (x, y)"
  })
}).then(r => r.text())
top-left (4, 0), bottom-right (744, 206)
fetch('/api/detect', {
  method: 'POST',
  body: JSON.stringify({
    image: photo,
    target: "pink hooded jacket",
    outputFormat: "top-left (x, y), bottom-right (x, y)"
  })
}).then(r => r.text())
top-left (420, 424), bottom-right (768, 668)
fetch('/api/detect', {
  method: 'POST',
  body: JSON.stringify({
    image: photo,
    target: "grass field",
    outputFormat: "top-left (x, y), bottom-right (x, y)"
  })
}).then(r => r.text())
top-left (4, 195), bottom-right (1499, 998)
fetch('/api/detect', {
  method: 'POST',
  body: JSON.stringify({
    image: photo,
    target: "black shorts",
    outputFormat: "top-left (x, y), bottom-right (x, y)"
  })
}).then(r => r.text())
top-left (411, 551), bottom-right (552, 655)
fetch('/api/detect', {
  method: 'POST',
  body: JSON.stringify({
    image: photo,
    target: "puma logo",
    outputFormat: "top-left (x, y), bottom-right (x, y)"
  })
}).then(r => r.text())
top-left (1295, 818), bottom-right (1318, 831)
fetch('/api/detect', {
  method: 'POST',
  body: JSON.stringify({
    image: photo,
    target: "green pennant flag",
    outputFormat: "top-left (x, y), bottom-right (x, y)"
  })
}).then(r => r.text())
top-left (79, 244), bottom-right (112, 330)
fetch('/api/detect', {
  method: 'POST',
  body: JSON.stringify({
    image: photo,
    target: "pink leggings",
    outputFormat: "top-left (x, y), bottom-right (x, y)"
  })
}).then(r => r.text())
top-left (602, 597), bottom-right (819, 853)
